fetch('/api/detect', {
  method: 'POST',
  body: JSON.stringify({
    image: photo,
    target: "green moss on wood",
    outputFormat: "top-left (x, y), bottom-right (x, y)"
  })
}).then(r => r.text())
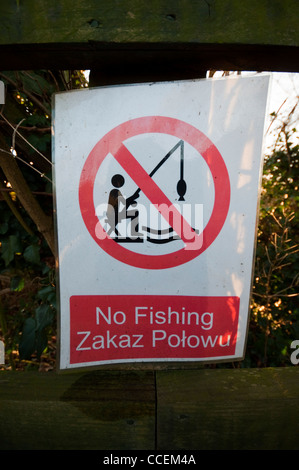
top-left (0, 0), bottom-right (298, 47)
top-left (0, 368), bottom-right (298, 449)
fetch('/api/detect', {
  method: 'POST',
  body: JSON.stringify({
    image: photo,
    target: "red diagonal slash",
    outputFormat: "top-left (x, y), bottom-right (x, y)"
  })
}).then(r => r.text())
top-left (113, 143), bottom-right (202, 250)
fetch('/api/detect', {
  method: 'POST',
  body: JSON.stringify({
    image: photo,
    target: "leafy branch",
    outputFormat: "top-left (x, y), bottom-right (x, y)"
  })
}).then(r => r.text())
top-left (0, 70), bottom-right (87, 369)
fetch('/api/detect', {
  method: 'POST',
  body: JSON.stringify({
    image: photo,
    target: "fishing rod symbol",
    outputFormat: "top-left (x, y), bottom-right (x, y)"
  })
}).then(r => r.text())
top-left (131, 139), bottom-right (187, 202)
top-left (106, 140), bottom-right (191, 243)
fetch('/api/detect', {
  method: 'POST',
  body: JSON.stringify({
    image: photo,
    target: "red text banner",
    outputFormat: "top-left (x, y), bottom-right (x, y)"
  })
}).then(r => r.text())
top-left (70, 295), bottom-right (240, 365)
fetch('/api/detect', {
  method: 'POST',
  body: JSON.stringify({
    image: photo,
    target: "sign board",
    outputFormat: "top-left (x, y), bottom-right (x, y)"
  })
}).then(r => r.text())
top-left (53, 75), bottom-right (270, 370)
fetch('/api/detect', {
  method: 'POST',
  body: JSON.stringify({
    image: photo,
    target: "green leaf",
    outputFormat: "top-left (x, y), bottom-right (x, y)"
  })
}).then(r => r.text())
top-left (1, 234), bottom-right (22, 266)
top-left (24, 244), bottom-right (40, 264)
top-left (35, 304), bottom-right (53, 357)
top-left (19, 305), bottom-right (54, 360)
top-left (37, 285), bottom-right (56, 307)
top-left (10, 276), bottom-right (25, 292)
top-left (0, 222), bottom-right (9, 235)
top-left (19, 317), bottom-right (36, 360)
top-left (35, 303), bottom-right (53, 331)
top-left (35, 330), bottom-right (48, 358)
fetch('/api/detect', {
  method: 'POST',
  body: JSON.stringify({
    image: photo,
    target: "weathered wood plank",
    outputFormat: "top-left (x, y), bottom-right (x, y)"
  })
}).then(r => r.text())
top-left (156, 367), bottom-right (299, 450)
top-left (0, 0), bottom-right (298, 71)
top-left (1, 0), bottom-right (298, 46)
top-left (0, 370), bottom-right (156, 450)
top-left (0, 368), bottom-right (298, 450)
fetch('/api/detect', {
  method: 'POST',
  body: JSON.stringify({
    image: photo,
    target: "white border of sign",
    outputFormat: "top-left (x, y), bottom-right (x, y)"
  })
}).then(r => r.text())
top-left (53, 75), bottom-right (270, 370)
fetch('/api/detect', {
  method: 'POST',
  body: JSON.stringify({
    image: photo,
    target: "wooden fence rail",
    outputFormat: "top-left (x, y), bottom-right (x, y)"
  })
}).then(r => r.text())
top-left (0, 367), bottom-right (298, 450)
top-left (0, 0), bottom-right (299, 72)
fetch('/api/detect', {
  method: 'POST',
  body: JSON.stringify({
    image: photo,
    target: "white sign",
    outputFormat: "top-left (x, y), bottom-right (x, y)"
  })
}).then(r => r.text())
top-left (53, 75), bottom-right (270, 370)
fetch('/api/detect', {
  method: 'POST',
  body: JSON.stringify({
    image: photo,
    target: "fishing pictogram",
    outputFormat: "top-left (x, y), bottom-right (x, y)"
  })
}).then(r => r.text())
top-left (78, 116), bottom-right (230, 269)
top-left (105, 140), bottom-right (192, 244)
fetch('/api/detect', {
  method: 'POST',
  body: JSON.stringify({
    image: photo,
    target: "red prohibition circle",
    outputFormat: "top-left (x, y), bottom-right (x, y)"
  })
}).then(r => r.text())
top-left (79, 116), bottom-right (230, 269)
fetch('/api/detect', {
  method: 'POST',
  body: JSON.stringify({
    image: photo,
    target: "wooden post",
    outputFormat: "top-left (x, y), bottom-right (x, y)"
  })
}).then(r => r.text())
top-left (0, 368), bottom-right (298, 450)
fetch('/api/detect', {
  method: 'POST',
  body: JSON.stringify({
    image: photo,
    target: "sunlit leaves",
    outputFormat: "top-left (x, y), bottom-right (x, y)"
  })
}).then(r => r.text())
top-left (249, 132), bottom-right (299, 367)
